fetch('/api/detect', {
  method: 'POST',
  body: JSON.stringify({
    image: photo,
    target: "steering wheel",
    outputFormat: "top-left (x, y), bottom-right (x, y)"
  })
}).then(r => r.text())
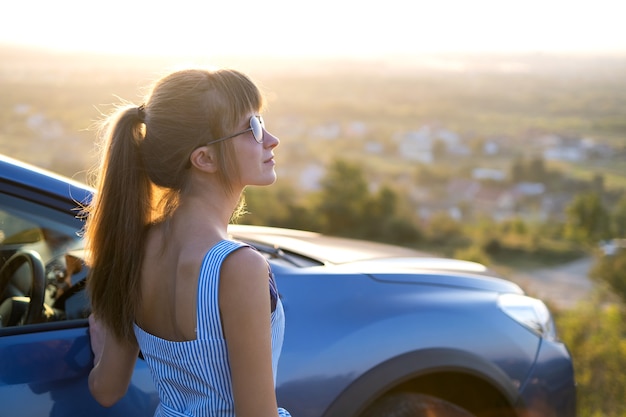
top-left (0, 250), bottom-right (46, 325)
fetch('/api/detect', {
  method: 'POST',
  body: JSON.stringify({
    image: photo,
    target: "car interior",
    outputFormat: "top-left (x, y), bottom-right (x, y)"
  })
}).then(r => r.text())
top-left (0, 194), bottom-right (89, 329)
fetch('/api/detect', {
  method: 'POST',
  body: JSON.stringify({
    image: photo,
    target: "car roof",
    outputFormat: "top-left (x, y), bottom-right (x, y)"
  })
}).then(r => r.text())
top-left (0, 154), bottom-right (93, 206)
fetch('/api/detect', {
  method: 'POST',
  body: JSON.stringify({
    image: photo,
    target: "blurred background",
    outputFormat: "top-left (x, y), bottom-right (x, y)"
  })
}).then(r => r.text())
top-left (1, 1), bottom-right (626, 416)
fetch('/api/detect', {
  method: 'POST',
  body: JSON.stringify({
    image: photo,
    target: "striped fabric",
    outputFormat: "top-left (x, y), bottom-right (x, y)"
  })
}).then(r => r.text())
top-left (134, 240), bottom-right (291, 417)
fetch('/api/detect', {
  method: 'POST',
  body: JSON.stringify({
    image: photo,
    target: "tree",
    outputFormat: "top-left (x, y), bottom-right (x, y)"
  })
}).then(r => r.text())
top-left (242, 184), bottom-right (321, 232)
top-left (611, 194), bottom-right (626, 237)
top-left (317, 159), bottom-right (369, 236)
top-left (426, 212), bottom-right (464, 247)
top-left (500, 217), bottom-right (528, 236)
top-left (362, 185), bottom-right (422, 244)
top-left (242, 183), bottom-right (306, 225)
top-left (361, 185), bottom-right (397, 239)
top-left (564, 192), bottom-right (611, 244)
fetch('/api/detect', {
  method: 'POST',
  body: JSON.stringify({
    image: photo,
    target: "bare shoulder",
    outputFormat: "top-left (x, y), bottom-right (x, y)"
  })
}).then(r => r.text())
top-left (219, 246), bottom-right (270, 306)
top-left (221, 245), bottom-right (268, 281)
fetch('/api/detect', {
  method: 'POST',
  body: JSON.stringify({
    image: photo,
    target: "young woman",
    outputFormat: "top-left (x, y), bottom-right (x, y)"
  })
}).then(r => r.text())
top-left (84, 68), bottom-right (290, 417)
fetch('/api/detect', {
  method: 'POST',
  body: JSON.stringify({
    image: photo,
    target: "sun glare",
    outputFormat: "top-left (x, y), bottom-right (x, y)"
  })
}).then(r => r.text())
top-left (1, 0), bottom-right (625, 58)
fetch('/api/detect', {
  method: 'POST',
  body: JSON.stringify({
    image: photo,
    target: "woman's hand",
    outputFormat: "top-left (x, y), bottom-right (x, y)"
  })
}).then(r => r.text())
top-left (88, 313), bottom-right (139, 407)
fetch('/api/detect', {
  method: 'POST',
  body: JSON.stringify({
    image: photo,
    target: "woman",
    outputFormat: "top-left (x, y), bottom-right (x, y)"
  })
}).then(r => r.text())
top-left (84, 68), bottom-right (290, 417)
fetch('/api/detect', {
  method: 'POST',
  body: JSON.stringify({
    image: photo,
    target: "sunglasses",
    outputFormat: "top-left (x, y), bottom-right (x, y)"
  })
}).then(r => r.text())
top-left (206, 115), bottom-right (265, 146)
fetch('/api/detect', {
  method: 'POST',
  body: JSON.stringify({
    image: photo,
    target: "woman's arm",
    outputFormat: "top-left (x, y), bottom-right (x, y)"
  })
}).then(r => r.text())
top-left (88, 314), bottom-right (140, 407)
top-left (220, 248), bottom-right (282, 417)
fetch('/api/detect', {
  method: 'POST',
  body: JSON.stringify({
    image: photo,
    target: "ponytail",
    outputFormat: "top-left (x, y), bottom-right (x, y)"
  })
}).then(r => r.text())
top-left (84, 105), bottom-right (151, 343)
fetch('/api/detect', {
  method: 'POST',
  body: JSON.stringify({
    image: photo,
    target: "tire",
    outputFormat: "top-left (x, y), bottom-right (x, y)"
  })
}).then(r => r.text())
top-left (360, 392), bottom-right (476, 417)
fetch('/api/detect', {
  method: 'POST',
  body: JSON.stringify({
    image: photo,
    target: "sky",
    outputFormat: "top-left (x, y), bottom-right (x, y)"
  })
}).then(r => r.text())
top-left (1, 0), bottom-right (625, 59)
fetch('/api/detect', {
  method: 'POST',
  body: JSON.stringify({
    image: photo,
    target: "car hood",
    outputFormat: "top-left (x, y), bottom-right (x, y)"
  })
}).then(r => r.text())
top-left (228, 224), bottom-right (432, 265)
top-left (335, 260), bottom-right (523, 293)
top-left (228, 225), bottom-right (523, 294)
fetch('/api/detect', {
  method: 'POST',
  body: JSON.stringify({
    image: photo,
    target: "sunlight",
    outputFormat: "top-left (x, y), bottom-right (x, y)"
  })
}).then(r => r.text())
top-left (1, 0), bottom-right (624, 58)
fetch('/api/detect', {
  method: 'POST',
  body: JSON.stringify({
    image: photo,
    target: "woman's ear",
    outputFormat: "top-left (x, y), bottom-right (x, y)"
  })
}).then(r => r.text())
top-left (189, 146), bottom-right (219, 173)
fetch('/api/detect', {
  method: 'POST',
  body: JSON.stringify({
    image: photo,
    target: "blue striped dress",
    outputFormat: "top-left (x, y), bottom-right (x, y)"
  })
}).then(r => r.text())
top-left (134, 240), bottom-right (291, 417)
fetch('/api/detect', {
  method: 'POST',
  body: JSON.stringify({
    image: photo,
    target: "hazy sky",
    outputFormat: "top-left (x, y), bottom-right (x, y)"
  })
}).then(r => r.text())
top-left (1, 0), bottom-right (625, 58)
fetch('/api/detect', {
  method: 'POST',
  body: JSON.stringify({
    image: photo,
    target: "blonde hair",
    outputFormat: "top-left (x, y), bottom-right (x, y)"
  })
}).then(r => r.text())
top-left (83, 68), bottom-right (263, 342)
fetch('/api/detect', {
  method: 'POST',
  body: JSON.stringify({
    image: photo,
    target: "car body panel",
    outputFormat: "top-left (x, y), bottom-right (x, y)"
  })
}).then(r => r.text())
top-left (518, 338), bottom-right (578, 416)
top-left (271, 272), bottom-right (539, 416)
top-left (0, 323), bottom-right (158, 416)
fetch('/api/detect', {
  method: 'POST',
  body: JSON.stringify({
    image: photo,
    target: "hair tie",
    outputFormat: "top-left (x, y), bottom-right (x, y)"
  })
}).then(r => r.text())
top-left (137, 104), bottom-right (146, 122)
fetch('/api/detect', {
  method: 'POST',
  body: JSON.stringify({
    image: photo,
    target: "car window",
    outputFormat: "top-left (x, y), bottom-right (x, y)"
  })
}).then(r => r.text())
top-left (0, 194), bottom-right (89, 328)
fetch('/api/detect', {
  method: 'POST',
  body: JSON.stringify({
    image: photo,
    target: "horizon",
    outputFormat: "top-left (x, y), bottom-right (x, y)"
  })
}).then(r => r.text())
top-left (3, 43), bottom-right (626, 78)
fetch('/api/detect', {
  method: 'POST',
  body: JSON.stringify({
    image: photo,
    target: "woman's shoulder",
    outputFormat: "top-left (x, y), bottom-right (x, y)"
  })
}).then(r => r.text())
top-left (221, 242), bottom-right (266, 269)
top-left (219, 245), bottom-right (271, 312)
top-left (220, 244), bottom-right (268, 284)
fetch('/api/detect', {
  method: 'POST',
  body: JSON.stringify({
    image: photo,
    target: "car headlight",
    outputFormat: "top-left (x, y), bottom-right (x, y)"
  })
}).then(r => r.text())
top-left (498, 293), bottom-right (557, 341)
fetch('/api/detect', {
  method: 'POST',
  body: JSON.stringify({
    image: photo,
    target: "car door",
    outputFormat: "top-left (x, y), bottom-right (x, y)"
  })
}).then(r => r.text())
top-left (0, 190), bottom-right (158, 416)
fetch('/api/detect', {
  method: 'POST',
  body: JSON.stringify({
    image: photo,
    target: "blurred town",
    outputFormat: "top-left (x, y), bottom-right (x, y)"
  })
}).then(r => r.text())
top-left (1, 47), bottom-right (625, 232)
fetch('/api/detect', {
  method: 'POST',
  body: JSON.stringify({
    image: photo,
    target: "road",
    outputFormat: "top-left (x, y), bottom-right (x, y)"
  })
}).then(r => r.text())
top-left (506, 257), bottom-right (595, 309)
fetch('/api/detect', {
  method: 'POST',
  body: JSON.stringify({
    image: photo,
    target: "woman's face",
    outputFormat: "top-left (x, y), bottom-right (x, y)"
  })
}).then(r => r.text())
top-left (231, 113), bottom-right (280, 188)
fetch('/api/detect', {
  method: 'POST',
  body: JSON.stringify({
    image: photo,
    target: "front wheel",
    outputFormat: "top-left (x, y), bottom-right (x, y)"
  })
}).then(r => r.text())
top-left (360, 393), bottom-right (476, 417)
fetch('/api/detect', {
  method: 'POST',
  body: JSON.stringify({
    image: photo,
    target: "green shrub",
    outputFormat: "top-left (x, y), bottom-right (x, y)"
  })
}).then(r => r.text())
top-left (453, 244), bottom-right (491, 266)
top-left (590, 249), bottom-right (626, 305)
top-left (556, 292), bottom-right (626, 417)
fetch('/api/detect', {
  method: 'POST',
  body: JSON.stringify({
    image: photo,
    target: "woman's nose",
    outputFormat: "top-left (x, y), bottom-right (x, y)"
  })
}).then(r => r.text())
top-left (263, 129), bottom-right (279, 148)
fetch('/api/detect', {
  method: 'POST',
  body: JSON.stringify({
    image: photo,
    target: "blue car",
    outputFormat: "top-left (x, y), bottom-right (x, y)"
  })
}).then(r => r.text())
top-left (0, 154), bottom-right (576, 417)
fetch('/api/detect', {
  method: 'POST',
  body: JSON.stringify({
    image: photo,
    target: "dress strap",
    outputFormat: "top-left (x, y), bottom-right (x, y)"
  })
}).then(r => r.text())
top-left (195, 240), bottom-right (249, 340)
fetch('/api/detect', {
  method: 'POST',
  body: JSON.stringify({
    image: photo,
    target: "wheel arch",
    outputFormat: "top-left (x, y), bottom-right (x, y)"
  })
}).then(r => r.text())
top-left (321, 348), bottom-right (523, 417)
